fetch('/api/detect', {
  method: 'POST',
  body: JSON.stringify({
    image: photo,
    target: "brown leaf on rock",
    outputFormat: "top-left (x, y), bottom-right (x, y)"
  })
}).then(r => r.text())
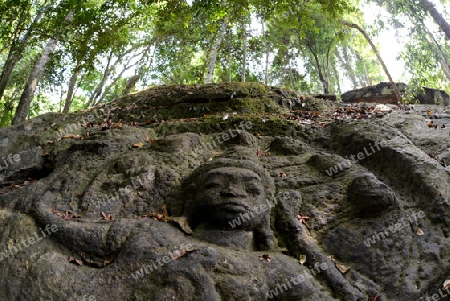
top-left (112, 119), bottom-right (123, 129)
top-left (368, 294), bottom-right (381, 301)
top-left (298, 254), bottom-right (307, 265)
top-left (61, 134), bottom-right (80, 140)
top-left (162, 204), bottom-right (169, 219)
top-left (142, 212), bottom-right (167, 222)
top-left (259, 254), bottom-right (271, 262)
top-left (278, 172), bottom-right (286, 177)
top-left (132, 142), bottom-right (144, 148)
top-left (170, 216), bottom-right (193, 235)
top-left (101, 211), bottom-right (114, 221)
top-left (68, 256), bottom-right (83, 266)
top-left (50, 208), bottom-right (80, 221)
top-left (416, 227), bottom-right (424, 236)
top-left (171, 249), bottom-right (187, 260)
top-left (443, 280), bottom-right (450, 290)
top-left (335, 262), bottom-right (351, 274)
top-left (297, 213), bottom-right (309, 224)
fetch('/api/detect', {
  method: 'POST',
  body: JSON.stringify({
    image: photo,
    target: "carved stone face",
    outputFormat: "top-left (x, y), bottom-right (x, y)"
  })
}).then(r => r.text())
top-left (195, 167), bottom-right (268, 230)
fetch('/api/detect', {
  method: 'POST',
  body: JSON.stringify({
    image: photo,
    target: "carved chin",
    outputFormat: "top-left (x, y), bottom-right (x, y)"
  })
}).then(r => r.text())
top-left (208, 211), bottom-right (262, 230)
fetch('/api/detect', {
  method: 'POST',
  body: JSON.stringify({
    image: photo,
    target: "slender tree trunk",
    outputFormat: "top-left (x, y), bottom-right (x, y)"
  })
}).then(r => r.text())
top-left (423, 24), bottom-right (450, 81)
top-left (354, 51), bottom-right (371, 86)
top-left (225, 51), bottom-right (232, 82)
top-left (96, 61), bottom-right (139, 104)
top-left (262, 20), bottom-right (269, 85)
top-left (341, 20), bottom-right (402, 103)
top-left (241, 22), bottom-right (247, 82)
top-left (311, 50), bottom-right (329, 93)
top-left (12, 38), bottom-right (58, 124)
top-left (0, 5), bottom-right (48, 101)
top-left (206, 19), bottom-right (227, 84)
top-left (63, 64), bottom-right (81, 113)
top-left (336, 48), bottom-right (358, 88)
top-left (421, 0), bottom-right (450, 40)
top-left (123, 46), bottom-right (153, 95)
top-left (333, 62), bottom-right (342, 94)
top-left (87, 49), bottom-right (114, 107)
top-left (0, 51), bottom-right (22, 101)
top-left (124, 75), bottom-right (140, 95)
top-left (12, 11), bottom-right (73, 124)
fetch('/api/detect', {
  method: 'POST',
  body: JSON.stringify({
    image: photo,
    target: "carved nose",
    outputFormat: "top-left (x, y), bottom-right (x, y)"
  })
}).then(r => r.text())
top-left (220, 185), bottom-right (245, 197)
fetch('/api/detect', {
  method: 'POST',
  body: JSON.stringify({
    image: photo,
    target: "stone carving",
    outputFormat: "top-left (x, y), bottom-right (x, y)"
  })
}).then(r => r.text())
top-left (182, 148), bottom-right (275, 251)
top-left (0, 83), bottom-right (449, 300)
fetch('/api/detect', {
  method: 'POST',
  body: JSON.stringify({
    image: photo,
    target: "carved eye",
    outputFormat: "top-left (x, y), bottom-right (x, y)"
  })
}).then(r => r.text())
top-left (204, 182), bottom-right (221, 189)
top-left (246, 184), bottom-right (262, 195)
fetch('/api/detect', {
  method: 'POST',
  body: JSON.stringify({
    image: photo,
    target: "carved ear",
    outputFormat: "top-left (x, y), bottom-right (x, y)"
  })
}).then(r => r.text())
top-left (186, 183), bottom-right (197, 194)
top-left (253, 214), bottom-right (275, 251)
top-left (182, 183), bottom-right (200, 228)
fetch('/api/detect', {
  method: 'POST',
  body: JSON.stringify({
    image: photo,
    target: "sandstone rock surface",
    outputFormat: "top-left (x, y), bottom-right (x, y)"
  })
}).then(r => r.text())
top-left (0, 82), bottom-right (449, 300)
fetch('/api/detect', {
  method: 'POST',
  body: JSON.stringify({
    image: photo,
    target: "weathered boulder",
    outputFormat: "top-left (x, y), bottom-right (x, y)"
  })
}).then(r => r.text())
top-left (341, 82), bottom-right (407, 104)
top-left (341, 82), bottom-right (450, 105)
top-left (0, 82), bottom-right (449, 301)
top-left (418, 87), bottom-right (450, 105)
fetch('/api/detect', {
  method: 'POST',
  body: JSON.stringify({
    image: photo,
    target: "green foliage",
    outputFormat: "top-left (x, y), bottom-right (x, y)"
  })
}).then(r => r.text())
top-left (0, 0), bottom-right (448, 127)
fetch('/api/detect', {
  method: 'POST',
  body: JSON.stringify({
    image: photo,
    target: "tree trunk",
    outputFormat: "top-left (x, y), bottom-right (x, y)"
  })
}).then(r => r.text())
top-left (226, 51), bottom-right (232, 82)
top-left (341, 20), bottom-right (402, 103)
top-left (12, 37), bottom-right (58, 124)
top-left (421, 0), bottom-right (450, 40)
top-left (124, 75), bottom-right (140, 95)
top-left (311, 49), bottom-right (329, 94)
top-left (336, 48), bottom-right (358, 88)
top-left (87, 49), bottom-right (114, 107)
top-left (96, 60), bottom-right (139, 105)
top-left (423, 24), bottom-right (450, 81)
top-left (0, 5), bottom-right (49, 101)
top-left (63, 65), bottom-right (81, 113)
top-left (262, 20), bottom-right (269, 85)
top-left (12, 11), bottom-right (73, 124)
top-left (354, 51), bottom-right (371, 86)
top-left (241, 22), bottom-right (247, 82)
top-left (205, 19), bottom-right (227, 84)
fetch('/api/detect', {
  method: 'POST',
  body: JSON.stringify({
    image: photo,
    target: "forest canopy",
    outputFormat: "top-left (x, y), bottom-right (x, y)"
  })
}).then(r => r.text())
top-left (0, 0), bottom-right (449, 127)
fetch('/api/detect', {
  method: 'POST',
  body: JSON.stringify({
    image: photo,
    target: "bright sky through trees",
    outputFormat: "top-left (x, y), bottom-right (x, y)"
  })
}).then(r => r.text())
top-left (0, 0), bottom-right (449, 126)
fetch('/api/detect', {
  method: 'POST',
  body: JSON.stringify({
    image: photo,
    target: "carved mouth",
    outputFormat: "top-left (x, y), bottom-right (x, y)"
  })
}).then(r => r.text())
top-left (217, 202), bottom-right (249, 214)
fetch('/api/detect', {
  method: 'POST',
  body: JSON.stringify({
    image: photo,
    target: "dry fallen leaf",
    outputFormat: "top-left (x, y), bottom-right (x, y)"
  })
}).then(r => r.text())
top-left (259, 254), bottom-right (271, 262)
top-left (335, 262), bottom-right (351, 274)
top-left (298, 254), bottom-right (307, 265)
top-left (416, 227), bottom-right (424, 236)
top-left (171, 249), bottom-right (187, 260)
top-left (101, 211), bottom-right (114, 221)
top-left (68, 256), bottom-right (83, 266)
top-left (443, 280), bottom-right (450, 290)
top-left (368, 294), bottom-right (381, 301)
top-left (143, 212), bottom-right (168, 222)
top-left (278, 172), bottom-right (287, 177)
top-left (132, 142), bottom-right (144, 148)
top-left (170, 216), bottom-right (193, 235)
top-left (162, 204), bottom-right (169, 219)
top-left (297, 213), bottom-right (309, 224)
top-left (61, 134), bottom-right (79, 139)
